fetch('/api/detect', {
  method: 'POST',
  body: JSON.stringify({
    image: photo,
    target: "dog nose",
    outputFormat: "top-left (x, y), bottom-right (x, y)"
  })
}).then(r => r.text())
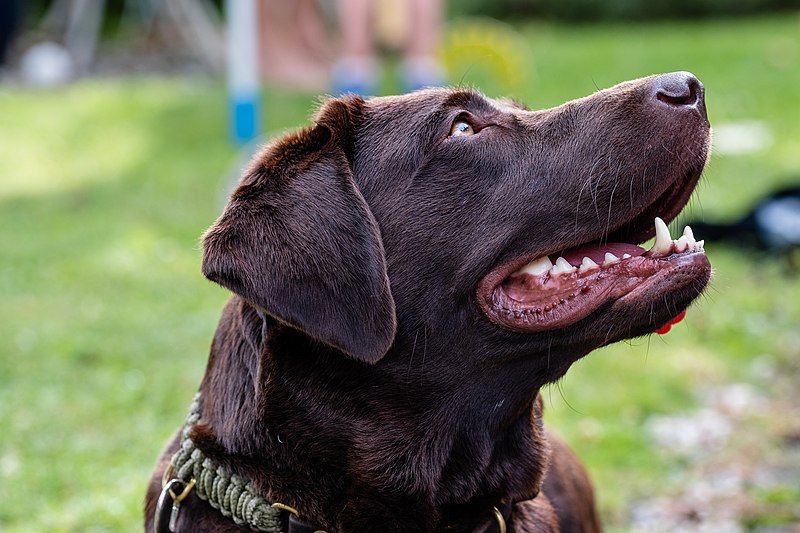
top-left (653, 71), bottom-right (704, 109)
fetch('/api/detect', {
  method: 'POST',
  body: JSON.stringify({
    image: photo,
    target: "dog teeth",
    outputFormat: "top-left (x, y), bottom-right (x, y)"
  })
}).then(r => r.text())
top-left (680, 225), bottom-right (698, 252)
top-left (512, 256), bottom-right (553, 276)
top-left (682, 225), bottom-right (706, 252)
top-left (647, 220), bottom-right (706, 257)
top-left (551, 257), bottom-right (576, 275)
top-left (512, 221), bottom-right (706, 279)
top-left (675, 235), bottom-right (690, 253)
top-left (683, 225), bottom-right (696, 244)
top-left (650, 217), bottom-right (673, 256)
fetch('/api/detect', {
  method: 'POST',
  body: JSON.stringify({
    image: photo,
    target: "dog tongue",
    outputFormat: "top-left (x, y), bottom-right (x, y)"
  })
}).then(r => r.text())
top-left (655, 309), bottom-right (687, 334)
top-left (554, 243), bottom-right (646, 267)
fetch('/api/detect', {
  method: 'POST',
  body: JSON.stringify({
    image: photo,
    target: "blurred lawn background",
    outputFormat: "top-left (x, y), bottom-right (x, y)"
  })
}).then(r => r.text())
top-left (1, 7), bottom-right (800, 532)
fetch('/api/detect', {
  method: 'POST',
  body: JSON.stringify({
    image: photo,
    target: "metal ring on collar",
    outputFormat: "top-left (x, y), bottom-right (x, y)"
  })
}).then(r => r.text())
top-left (492, 506), bottom-right (508, 533)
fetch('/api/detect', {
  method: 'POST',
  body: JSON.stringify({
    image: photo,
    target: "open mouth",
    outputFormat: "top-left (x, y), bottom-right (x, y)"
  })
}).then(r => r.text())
top-left (479, 216), bottom-right (710, 333)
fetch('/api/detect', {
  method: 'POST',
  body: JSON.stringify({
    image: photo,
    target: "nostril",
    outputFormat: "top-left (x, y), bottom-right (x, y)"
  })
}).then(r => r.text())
top-left (654, 72), bottom-right (704, 107)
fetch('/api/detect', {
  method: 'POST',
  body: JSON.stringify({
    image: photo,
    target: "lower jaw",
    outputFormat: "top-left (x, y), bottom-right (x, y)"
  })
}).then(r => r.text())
top-left (482, 251), bottom-right (710, 333)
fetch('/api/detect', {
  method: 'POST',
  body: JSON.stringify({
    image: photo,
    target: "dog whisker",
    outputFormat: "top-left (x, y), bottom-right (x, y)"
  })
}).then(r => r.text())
top-left (555, 379), bottom-right (584, 415)
top-left (407, 329), bottom-right (420, 395)
top-left (603, 170), bottom-right (621, 245)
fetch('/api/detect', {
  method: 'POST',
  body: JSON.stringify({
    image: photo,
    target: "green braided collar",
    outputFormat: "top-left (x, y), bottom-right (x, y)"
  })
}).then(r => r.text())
top-left (169, 395), bottom-right (507, 533)
top-left (169, 394), bottom-right (285, 532)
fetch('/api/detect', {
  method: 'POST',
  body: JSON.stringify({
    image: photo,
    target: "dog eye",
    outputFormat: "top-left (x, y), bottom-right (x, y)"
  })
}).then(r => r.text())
top-left (449, 121), bottom-right (475, 137)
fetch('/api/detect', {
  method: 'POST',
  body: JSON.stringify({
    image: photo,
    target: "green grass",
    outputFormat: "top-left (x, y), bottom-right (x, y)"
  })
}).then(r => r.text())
top-left (1, 14), bottom-right (799, 531)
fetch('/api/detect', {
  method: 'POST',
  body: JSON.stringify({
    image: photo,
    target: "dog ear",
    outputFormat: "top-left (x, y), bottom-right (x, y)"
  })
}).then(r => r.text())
top-left (202, 96), bottom-right (396, 363)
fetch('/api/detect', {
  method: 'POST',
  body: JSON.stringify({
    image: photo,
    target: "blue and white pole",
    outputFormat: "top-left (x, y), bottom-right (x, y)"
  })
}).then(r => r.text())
top-left (226, 0), bottom-right (260, 146)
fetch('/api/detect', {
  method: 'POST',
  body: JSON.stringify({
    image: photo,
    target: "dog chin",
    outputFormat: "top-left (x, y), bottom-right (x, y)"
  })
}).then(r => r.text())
top-left (602, 252), bottom-right (712, 341)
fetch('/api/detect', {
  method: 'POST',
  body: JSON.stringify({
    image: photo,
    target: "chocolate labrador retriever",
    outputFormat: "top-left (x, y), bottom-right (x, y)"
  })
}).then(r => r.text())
top-left (145, 72), bottom-right (711, 532)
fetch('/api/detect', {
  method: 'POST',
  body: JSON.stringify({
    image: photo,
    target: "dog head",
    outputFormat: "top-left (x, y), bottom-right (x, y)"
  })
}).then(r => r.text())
top-left (202, 72), bottom-right (712, 385)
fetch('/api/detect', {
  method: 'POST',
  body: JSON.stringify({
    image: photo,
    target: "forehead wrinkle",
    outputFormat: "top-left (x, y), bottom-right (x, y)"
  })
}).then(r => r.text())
top-left (493, 98), bottom-right (531, 112)
top-left (442, 90), bottom-right (496, 113)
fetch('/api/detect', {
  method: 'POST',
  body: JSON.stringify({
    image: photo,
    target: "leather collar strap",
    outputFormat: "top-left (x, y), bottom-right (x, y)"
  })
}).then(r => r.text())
top-left (442, 499), bottom-right (512, 533)
top-left (287, 513), bottom-right (327, 533)
top-left (283, 504), bottom-right (510, 533)
top-left (287, 506), bottom-right (508, 533)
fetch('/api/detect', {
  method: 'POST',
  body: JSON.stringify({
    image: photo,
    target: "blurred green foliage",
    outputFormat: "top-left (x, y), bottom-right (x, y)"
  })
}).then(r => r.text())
top-left (450, 0), bottom-right (800, 20)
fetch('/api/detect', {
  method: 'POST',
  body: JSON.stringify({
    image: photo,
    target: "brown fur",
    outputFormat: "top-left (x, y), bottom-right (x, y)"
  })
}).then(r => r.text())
top-left (146, 74), bottom-right (710, 532)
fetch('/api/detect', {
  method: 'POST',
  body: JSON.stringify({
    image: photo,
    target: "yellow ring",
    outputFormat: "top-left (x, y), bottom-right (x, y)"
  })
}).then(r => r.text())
top-left (271, 502), bottom-right (301, 517)
top-left (161, 464), bottom-right (175, 488)
top-left (492, 506), bottom-right (507, 533)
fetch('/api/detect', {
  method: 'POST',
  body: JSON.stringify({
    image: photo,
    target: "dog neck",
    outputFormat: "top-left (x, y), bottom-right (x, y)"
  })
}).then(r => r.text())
top-left (192, 297), bottom-right (549, 531)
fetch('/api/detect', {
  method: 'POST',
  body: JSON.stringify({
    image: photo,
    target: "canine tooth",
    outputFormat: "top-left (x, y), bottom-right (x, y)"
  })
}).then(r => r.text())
top-left (551, 257), bottom-right (576, 275)
top-left (696, 239), bottom-right (705, 249)
top-left (603, 252), bottom-right (620, 265)
top-left (580, 257), bottom-right (599, 270)
top-left (513, 256), bottom-right (553, 276)
top-left (651, 217), bottom-right (673, 255)
top-left (675, 235), bottom-right (689, 253)
top-left (622, 253), bottom-right (632, 259)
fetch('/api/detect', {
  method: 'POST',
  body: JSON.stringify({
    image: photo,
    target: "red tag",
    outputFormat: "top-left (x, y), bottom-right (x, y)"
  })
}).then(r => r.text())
top-left (655, 309), bottom-right (687, 335)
